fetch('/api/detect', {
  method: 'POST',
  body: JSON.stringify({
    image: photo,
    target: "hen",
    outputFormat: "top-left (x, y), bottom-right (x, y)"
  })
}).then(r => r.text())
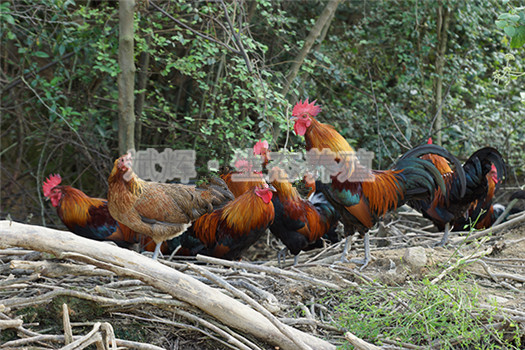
top-left (292, 99), bottom-right (466, 267)
top-left (107, 153), bottom-right (234, 259)
top-left (219, 140), bottom-right (269, 198)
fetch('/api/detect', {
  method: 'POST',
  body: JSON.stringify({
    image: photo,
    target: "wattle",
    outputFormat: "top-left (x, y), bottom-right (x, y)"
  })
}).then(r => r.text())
top-left (294, 121), bottom-right (307, 136)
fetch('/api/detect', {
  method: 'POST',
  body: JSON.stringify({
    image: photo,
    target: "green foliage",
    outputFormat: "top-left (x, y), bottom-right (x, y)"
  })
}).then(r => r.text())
top-left (496, 8), bottom-right (525, 48)
top-left (333, 276), bottom-right (522, 349)
top-left (1, 0), bottom-right (524, 225)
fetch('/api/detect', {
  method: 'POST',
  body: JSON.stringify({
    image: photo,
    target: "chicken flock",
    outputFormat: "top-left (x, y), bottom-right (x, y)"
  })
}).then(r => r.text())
top-left (43, 99), bottom-right (525, 268)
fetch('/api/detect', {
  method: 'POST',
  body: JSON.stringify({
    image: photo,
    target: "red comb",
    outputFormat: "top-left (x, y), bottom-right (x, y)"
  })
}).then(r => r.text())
top-left (253, 139), bottom-right (269, 155)
top-left (43, 174), bottom-right (62, 197)
top-left (427, 138), bottom-right (433, 144)
top-left (292, 99), bottom-right (321, 117)
top-left (234, 159), bottom-right (252, 173)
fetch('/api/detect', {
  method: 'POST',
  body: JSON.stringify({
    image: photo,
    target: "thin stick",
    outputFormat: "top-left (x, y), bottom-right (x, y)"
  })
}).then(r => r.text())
top-left (62, 304), bottom-right (73, 345)
top-left (196, 255), bottom-right (341, 290)
top-left (188, 263), bottom-right (313, 350)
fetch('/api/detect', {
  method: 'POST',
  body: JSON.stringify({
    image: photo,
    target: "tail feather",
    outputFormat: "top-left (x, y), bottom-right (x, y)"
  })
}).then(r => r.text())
top-left (466, 147), bottom-right (506, 183)
top-left (197, 177), bottom-right (235, 209)
top-left (399, 144), bottom-right (466, 197)
top-left (510, 190), bottom-right (525, 201)
top-left (394, 158), bottom-right (447, 201)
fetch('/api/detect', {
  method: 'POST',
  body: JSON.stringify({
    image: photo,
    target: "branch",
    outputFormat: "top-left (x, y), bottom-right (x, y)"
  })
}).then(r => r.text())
top-left (0, 221), bottom-right (335, 350)
top-left (150, 1), bottom-right (239, 56)
top-left (219, 0), bottom-right (252, 73)
top-left (1, 52), bottom-right (75, 94)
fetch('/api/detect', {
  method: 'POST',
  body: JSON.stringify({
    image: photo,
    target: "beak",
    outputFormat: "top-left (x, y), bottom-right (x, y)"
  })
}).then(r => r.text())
top-left (44, 197), bottom-right (50, 201)
top-left (268, 184), bottom-right (277, 192)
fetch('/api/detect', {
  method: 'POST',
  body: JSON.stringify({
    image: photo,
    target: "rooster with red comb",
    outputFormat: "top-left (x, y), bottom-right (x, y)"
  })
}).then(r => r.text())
top-left (410, 139), bottom-right (507, 244)
top-left (43, 174), bottom-right (147, 249)
top-left (291, 99), bottom-right (466, 268)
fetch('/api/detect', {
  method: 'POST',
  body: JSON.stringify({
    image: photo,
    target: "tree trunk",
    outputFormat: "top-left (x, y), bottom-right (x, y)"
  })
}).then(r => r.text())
top-left (0, 221), bottom-right (336, 350)
top-left (272, 0), bottom-right (342, 142)
top-left (433, 2), bottom-right (450, 146)
top-left (135, 33), bottom-right (151, 149)
top-left (118, 0), bottom-right (136, 155)
top-left (281, 0), bottom-right (342, 97)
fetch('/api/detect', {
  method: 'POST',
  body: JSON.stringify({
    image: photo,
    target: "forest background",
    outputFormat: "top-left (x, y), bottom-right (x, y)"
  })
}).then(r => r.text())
top-left (1, 0), bottom-right (524, 227)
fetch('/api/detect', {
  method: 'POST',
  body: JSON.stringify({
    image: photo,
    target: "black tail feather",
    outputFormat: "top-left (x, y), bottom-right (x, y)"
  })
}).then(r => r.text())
top-left (399, 144), bottom-right (466, 198)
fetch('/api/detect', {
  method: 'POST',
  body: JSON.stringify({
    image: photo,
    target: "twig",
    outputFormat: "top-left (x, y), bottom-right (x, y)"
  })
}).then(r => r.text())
top-left (0, 319), bottom-right (23, 330)
top-left (150, 0), bottom-right (251, 75)
top-left (196, 255), bottom-right (341, 290)
top-left (1, 52), bottom-right (75, 94)
top-left (492, 197), bottom-right (520, 226)
top-left (187, 263), bottom-right (313, 350)
top-left (430, 248), bottom-right (492, 285)
top-left (219, 0), bottom-right (252, 73)
top-left (450, 212), bottom-right (525, 245)
top-left (62, 304), bottom-right (73, 345)
top-left (10, 260), bottom-right (115, 277)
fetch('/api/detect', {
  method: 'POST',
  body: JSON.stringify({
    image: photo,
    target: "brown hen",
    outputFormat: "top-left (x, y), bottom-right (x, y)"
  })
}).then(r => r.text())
top-left (107, 153), bottom-right (234, 259)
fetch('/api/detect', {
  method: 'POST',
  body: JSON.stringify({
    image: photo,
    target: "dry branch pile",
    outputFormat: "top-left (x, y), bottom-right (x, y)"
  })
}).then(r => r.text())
top-left (1, 210), bottom-right (525, 349)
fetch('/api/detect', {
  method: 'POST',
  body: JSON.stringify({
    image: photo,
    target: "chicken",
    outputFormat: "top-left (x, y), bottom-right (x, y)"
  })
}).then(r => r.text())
top-left (107, 153), bottom-right (234, 259)
top-left (168, 183), bottom-right (275, 260)
top-left (220, 165), bottom-right (266, 198)
top-left (219, 141), bottom-right (269, 198)
top-left (291, 99), bottom-right (466, 267)
top-left (410, 140), bottom-right (506, 245)
top-left (252, 142), bottom-right (339, 264)
top-left (42, 174), bottom-right (145, 249)
top-left (454, 189), bottom-right (525, 231)
top-left (265, 167), bottom-right (339, 264)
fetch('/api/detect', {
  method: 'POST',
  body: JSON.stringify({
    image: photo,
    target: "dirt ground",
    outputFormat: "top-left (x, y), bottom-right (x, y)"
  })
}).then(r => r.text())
top-left (1, 205), bottom-right (525, 349)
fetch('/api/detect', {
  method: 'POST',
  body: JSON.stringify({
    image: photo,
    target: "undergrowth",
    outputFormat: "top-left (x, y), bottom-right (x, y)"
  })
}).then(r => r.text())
top-left (331, 273), bottom-right (523, 349)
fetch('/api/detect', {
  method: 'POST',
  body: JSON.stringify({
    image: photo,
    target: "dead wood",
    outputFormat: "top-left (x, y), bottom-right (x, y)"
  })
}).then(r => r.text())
top-left (10, 259), bottom-right (115, 277)
top-left (0, 220), bottom-right (335, 350)
top-left (344, 332), bottom-right (381, 350)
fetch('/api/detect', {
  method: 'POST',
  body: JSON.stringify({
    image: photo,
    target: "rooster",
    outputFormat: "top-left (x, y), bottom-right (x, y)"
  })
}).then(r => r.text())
top-left (266, 167), bottom-right (339, 264)
top-left (455, 190), bottom-right (525, 230)
top-left (410, 139), bottom-right (506, 245)
top-left (107, 153), bottom-right (234, 259)
top-left (220, 163), bottom-right (266, 198)
top-left (291, 99), bottom-right (466, 267)
top-left (42, 174), bottom-right (144, 249)
top-left (253, 142), bottom-right (339, 264)
top-left (169, 184), bottom-right (275, 259)
top-left (219, 140), bottom-right (269, 197)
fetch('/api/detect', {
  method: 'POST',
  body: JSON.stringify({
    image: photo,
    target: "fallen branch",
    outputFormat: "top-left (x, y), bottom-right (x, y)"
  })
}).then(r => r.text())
top-left (450, 212), bottom-right (525, 245)
top-left (10, 259), bottom-right (115, 277)
top-left (344, 332), bottom-right (381, 350)
top-left (0, 319), bottom-right (23, 330)
top-left (0, 221), bottom-right (335, 350)
top-left (188, 263), bottom-right (313, 350)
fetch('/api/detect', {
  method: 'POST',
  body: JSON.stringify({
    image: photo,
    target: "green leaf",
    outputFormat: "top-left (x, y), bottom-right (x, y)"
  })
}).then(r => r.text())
top-left (33, 51), bottom-right (49, 58)
top-left (4, 14), bottom-right (14, 24)
top-left (510, 25), bottom-right (525, 48)
top-left (507, 14), bottom-right (521, 23)
top-left (495, 20), bottom-right (507, 29)
top-left (504, 26), bottom-right (516, 37)
top-left (498, 13), bottom-right (512, 20)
